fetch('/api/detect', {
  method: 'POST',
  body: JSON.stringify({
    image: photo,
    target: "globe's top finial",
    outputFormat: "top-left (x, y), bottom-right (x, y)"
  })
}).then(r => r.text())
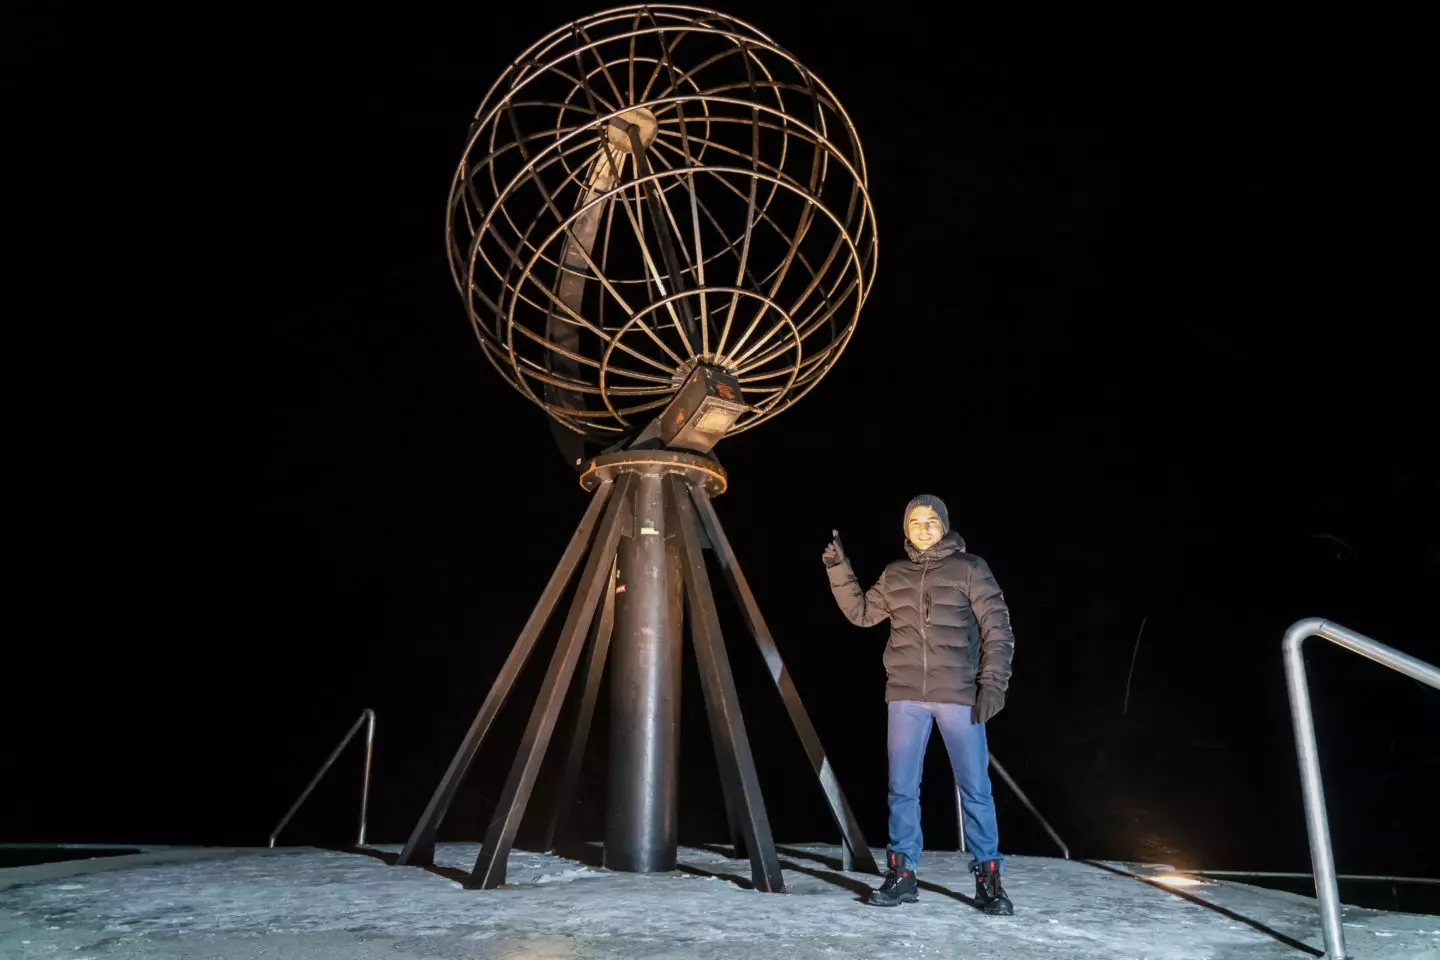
top-left (447, 5), bottom-right (877, 460)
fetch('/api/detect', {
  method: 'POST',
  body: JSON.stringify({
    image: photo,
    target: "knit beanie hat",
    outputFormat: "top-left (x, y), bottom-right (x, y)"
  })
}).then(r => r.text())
top-left (903, 494), bottom-right (950, 534)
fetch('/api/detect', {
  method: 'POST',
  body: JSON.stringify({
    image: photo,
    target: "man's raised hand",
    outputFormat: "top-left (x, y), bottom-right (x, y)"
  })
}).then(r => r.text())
top-left (822, 529), bottom-right (847, 567)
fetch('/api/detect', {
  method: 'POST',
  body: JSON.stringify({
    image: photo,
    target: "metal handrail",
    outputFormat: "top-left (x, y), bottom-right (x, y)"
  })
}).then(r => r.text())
top-left (1283, 618), bottom-right (1440, 960)
top-left (268, 708), bottom-right (376, 848)
top-left (955, 750), bottom-right (1070, 860)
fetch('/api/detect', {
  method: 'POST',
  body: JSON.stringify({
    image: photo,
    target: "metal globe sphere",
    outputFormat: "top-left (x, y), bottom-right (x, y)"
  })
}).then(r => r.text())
top-left (447, 5), bottom-right (878, 448)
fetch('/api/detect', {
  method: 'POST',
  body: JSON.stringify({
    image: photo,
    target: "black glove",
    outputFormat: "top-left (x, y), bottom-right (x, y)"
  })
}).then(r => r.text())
top-left (974, 686), bottom-right (1005, 724)
top-left (822, 529), bottom-right (846, 567)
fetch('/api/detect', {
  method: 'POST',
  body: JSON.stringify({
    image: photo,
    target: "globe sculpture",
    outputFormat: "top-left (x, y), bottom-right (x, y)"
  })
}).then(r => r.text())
top-left (447, 4), bottom-right (877, 461)
top-left (400, 5), bottom-right (880, 892)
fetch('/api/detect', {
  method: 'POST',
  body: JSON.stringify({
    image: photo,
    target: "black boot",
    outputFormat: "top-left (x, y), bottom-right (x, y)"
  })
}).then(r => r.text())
top-left (868, 851), bottom-right (919, 907)
top-left (973, 859), bottom-right (1013, 915)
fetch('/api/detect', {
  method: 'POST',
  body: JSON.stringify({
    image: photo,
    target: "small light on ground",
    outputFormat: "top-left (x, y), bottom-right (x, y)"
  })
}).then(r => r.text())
top-left (1152, 874), bottom-right (1207, 888)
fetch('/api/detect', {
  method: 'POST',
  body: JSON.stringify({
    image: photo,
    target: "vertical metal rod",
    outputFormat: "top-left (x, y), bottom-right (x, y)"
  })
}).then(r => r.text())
top-left (468, 476), bottom-right (635, 889)
top-left (358, 710), bottom-right (375, 846)
top-left (988, 753), bottom-right (1069, 860)
top-left (269, 708), bottom-right (373, 849)
top-left (542, 558), bottom-right (619, 852)
top-left (396, 481), bottom-right (616, 867)
top-left (955, 783), bottom-right (967, 854)
top-left (625, 123), bottom-right (701, 352)
top-left (688, 485), bottom-right (879, 875)
top-left (545, 145), bottom-right (623, 467)
top-left (1284, 618), bottom-right (1346, 959)
top-left (667, 475), bottom-right (786, 893)
top-left (1281, 619), bottom-right (1439, 959)
top-left (606, 473), bottom-right (683, 872)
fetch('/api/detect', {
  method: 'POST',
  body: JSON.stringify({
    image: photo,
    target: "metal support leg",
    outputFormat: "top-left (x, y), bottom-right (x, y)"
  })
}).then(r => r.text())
top-left (668, 476), bottom-right (786, 893)
top-left (689, 486), bottom-right (879, 875)
top-left (397, 482), bottom-right (617, 867)
top-left (541, 559), bottom-right (618, 852)
top-left (686, 590), bottom-right (749, 861)
top-left (468, 478), bottom-right (634, 888)
top-left (710, 666), bottom-right (749, 862)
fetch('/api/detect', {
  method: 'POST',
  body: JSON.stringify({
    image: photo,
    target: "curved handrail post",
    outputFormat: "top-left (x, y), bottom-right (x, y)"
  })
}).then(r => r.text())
top-left (269, 708), bottom-right (377, 849)
top-left (990, 752), bottom-right (1070, 860)
top-left (358, 709), bottom-right (376, 846)
top-left (1283, 619), bottom-right (1440, 960)
top-left (953, 752), bottom-right (1070, 860)
top-left (955, 783), bottom-right (967, 854)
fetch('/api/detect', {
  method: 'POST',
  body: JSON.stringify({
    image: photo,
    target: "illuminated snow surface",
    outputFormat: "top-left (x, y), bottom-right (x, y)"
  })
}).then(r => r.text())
top-left (3, 844), bottom-right (1437, 959)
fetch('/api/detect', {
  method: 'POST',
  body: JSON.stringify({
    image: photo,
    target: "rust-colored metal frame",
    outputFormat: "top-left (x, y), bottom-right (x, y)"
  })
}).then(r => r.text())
top-left (445, 5), bottom-right (878, 447)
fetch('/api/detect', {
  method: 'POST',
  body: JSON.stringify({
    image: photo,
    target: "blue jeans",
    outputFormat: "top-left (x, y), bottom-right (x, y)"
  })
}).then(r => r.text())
top-left (887, 700), bottom-right (1004, 873)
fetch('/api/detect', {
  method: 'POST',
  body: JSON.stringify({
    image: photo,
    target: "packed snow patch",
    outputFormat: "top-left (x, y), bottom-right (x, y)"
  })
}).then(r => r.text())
top-left (1, 843), bottom-right (1436, 960)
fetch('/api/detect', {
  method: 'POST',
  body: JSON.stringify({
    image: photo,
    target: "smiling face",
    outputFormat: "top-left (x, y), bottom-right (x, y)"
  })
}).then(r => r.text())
top-left (906, 505), bottom-right (945, 551)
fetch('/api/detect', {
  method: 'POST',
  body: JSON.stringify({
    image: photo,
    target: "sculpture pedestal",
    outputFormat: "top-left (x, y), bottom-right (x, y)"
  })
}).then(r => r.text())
top-left (396, 449), bottom-right (876, 891)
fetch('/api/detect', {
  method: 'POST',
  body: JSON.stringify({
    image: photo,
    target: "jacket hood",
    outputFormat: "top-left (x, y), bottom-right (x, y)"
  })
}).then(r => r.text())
top-left (905, 529), bottom-right (966, 563)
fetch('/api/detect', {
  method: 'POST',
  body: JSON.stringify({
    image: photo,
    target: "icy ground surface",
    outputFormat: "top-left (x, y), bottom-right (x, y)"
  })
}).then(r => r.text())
top-left (2, 843), bottom-right (1437, 959)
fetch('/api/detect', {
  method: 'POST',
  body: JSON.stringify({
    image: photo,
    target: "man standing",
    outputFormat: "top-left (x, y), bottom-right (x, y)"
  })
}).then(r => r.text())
top-left (824, 494), bottom-right (1016, 914)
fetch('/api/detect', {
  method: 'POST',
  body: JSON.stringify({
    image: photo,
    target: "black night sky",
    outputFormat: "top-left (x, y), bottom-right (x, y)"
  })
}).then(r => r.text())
top-left (8, 2), bottom-right (1436, 885)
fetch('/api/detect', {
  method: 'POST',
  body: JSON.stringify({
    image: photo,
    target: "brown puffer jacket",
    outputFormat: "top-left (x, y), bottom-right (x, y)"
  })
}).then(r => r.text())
top-left (826, 531), bottom-right (1015, 704)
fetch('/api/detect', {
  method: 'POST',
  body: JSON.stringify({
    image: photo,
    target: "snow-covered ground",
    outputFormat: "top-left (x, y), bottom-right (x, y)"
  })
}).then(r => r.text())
top-left (2, 843), bottom-right (1437, 959)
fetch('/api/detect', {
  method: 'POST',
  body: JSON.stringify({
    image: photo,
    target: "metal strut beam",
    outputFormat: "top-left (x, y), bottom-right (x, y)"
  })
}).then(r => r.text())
top-left (667, 474), bottom-right (786, 892)
top-left (541, 558), bottom-right (619, 853)
top-left (468, 475), bottom-right (636, 888)
top-left (689, 485), bottom-right (878, 875)
top-left (397, 481), bottom-right (618, 868)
